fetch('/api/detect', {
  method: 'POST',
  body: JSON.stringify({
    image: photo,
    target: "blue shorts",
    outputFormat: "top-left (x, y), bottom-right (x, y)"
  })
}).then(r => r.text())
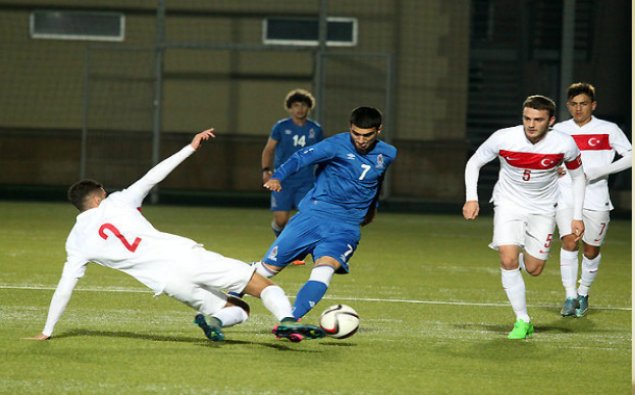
top-left (270, 182), bottom-right (312, 212)
top-left (262, 211), bottom-right (360, 274)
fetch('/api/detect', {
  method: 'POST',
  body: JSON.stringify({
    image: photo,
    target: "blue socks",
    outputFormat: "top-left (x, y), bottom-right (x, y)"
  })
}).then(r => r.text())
top-left (292, 280), bottom-right (328, 319)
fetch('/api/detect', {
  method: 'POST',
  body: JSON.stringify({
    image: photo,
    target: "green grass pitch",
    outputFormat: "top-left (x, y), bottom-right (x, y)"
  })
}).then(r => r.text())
top-left (0, 201), bottom-right (630, 394)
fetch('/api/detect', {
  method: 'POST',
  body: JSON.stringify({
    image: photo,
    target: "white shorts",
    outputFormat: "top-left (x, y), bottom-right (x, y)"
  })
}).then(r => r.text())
top-left (162, 247), bottom-right (256, 315)
top-left (556, 207), bottom-right (610, 247)
top-left (489, 205), bottom-right (556, 260)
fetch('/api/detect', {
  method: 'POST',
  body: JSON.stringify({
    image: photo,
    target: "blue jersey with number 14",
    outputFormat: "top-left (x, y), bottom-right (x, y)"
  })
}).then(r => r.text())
top-left (271, 118), bottom-right (323, 186)
top-left (272, 132), bottom-right (397, 224)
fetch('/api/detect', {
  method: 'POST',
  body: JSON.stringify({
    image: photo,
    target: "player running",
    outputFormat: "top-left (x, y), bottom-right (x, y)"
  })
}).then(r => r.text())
top-left (554, 82), bottom-right (632, 317)
top-left (261, 89), bottom-right (324, 240)
top-left (253, 106), bottom-right (397, 319)
top-left (463, 95), bottom-right (586, 340)
top-left (27, 129), bottom-right (324, 343)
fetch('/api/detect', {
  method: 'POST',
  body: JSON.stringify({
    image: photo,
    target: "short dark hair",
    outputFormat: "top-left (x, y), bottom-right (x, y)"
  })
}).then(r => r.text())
top-left (284, 88), bottom-right (315, 109)
top-left (523, 95), bottom-right (556, 118)
top-left (567, 82), bottom-right (596, 102)
top-left (68, 179), bottom-right (102, 211)
top-left (350, 106), bottom-right (383, 130)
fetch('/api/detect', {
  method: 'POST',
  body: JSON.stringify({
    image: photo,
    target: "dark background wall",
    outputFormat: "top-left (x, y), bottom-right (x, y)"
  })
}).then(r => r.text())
top-left (0, 0), bottom-right (630, 212)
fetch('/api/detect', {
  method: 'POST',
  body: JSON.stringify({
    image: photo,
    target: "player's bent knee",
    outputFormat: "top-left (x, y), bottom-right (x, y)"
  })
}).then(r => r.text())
top-left (582, 244), bottom-right (600, 260)
top-left (524, 257), bottom-right (546, 276)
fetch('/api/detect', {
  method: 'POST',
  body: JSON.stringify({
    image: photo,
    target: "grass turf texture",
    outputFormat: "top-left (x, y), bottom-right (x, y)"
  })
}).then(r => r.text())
top-left (0, 201), bottom-right (630, 394)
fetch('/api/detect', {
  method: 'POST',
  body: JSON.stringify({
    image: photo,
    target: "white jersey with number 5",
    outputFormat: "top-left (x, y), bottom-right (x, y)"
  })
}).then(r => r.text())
top-left (466, 125), bottom-right (582, 214)
top-left (554, 117), bottom-right (632, 211)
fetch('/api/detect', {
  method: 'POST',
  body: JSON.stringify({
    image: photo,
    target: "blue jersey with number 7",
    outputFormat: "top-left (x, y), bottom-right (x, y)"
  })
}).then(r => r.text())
top-left (272, 132), bottom-right (397, 224)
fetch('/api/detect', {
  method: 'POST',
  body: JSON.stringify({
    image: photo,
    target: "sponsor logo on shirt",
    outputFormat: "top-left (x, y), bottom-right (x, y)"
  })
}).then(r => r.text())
top-left (376, 154), bottom-right (385, 169)
top-left (284, 129), bottom-right (292, 135)
top-left (267, 245), bottom-right (278, 261)
top-left (346, 153), bottom-right (356, 160)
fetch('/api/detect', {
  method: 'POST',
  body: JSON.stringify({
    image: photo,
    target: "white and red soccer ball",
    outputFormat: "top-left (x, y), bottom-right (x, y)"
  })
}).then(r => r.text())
top-left (319, 304), bottom-right (360, 339)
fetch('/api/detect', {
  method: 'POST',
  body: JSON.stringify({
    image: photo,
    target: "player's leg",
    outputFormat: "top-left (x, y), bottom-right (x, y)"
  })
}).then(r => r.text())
top-left (183, 249), bottom-right (259, 340)
top-left (271, 211), bottom-right (291, 237)
top-left (270, 189), bottom-right (293, 237)
top-left (242, 272), bottom-right (325, 342)
top-left (555, 206), bottom-right (581, 316)
top-left (291, 222), bottom-right (359, 319)
top-left (292, 260), bottom-right (337, 319)
top-left (576, 210), bottom-right (610, 317)
top-left (498, 245), bottom-right (533, 338)
top-left (261, 210), bottom-right (315, 275)
top-left (521, 212), bottom-right (554, 277)
top-left (163, 278), bottom-right (241, 341)
top-left (192, 292), bottom-right (250, 342)
top-left (490, 206), bottom-right (533, 339)
top-left (505, 212), bottom-right (554, 337)
top-left (288, 184), bottom-right (312, 270)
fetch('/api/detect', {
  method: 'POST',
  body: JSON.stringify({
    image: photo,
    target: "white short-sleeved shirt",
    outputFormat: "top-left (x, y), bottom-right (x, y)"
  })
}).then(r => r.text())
top-left (554, 117), bottom-right (632, 211)
top-left (468, 125), bottom-right (582, 214)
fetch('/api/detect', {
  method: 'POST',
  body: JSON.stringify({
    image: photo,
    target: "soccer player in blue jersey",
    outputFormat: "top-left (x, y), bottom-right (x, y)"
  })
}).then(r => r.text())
top-left (261, 89), bottom-right (324, 238)
top-left (257, 106), bottom-right (397, 319)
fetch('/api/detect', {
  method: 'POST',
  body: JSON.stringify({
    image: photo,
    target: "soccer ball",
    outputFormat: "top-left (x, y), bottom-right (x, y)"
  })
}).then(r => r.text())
top-left (319, 304), bottom-right (360, 339)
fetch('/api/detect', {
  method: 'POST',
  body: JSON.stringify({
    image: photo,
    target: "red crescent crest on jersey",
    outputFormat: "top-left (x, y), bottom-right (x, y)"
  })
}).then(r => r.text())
top-left (499, 150), bottom-right (564, 170)
top-left (572, 134), bottom-right (611, 151)
top-left (540, 158), bottom-right (554, 167)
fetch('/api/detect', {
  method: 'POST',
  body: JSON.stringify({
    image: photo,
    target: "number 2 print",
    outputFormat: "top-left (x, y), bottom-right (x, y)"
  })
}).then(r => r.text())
top-left (98, 223), bottom-right (142, 252)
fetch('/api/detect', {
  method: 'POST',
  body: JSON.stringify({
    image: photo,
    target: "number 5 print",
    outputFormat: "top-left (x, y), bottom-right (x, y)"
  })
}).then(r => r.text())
top-left (98, 223), bottom-right (142, 252)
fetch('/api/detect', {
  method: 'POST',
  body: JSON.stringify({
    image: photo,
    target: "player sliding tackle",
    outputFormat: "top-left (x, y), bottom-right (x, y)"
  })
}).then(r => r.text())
top-left (463, 95), bottom-right (586, 340)
top-left (27, 129), bottom-right (324, 343)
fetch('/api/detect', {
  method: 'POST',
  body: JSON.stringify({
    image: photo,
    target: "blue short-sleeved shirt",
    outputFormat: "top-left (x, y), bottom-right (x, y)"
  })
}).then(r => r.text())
top-left (269, 118), bottom-right (323, 210)
top-left (263, 132), bottom-right (397, 272)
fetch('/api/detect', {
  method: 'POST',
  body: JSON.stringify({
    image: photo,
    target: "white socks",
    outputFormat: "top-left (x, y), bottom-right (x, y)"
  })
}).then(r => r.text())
top-left (253, 261), bottom-right (277, 279)
top-left (212, 305), bottom-right (248, 327)
top-left (308, 265), bottom-right (335, 286)
top-left (559, 248), bottom-right (579, 299)
top-left (501, 267), bottom-right (530, 323)
top-left (260, 285), bottom-right (293, 321)
top-left (578, 254), bottom-right (601, 296)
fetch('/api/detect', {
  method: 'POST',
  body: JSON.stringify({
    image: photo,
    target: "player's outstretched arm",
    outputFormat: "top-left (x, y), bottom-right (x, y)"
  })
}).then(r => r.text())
top-left (190, 128), bottom-right (215, 150)
top-left (121, 128), bottom-right (216, 206)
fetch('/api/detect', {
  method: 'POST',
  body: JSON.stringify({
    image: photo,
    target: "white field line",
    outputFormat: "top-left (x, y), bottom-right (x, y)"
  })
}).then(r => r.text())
top-left (2, 283), bottom-right (631, 312)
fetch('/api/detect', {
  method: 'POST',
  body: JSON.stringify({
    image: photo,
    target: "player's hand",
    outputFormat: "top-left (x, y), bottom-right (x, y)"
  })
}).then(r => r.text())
top-left (263, 178), bottom-right (282, 192)
top-left (262, 170), bottom-right (273, 184)
top-left (557, 166), bottom-right (567, 178)
top-left (462, 200), bottom-right (479, 220)
top-left (190, 128), bottom-right (216, 150)
top-left (23, 333), bottom-right (50, 341)
top-left (571, 219), bottom-right (585, 242)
